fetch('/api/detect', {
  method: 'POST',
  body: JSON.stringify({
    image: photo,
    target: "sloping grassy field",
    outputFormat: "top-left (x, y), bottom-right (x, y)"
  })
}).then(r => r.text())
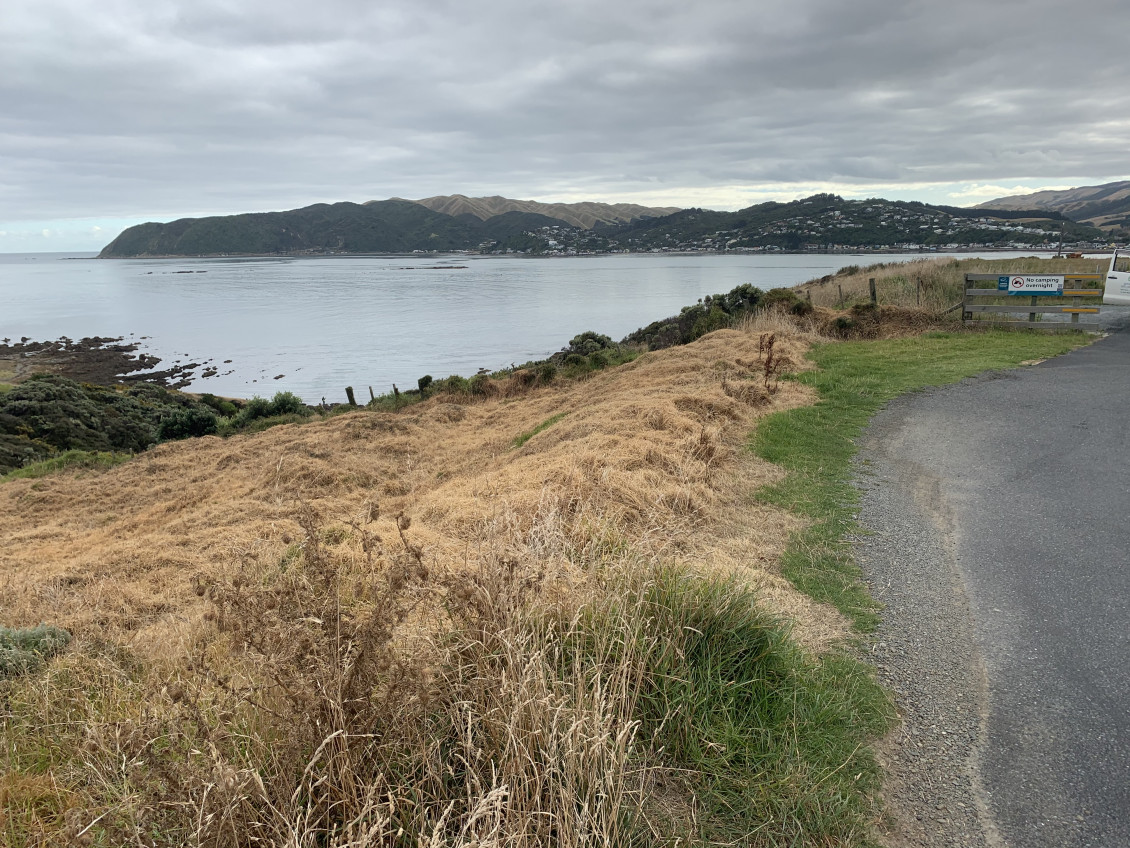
top-left (3, 326), bottom-right (886, 847)
top-left (0, 308), bottom-right (1094, 847)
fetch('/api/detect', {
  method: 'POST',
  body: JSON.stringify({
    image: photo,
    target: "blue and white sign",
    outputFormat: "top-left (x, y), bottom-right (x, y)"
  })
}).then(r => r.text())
top-left (997, 275), bottom-right (1064, 295)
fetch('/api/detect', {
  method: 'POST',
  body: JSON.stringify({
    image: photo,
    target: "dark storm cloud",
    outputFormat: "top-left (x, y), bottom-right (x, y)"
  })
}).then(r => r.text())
top-left (2, 0), bottom-right (1128, 231)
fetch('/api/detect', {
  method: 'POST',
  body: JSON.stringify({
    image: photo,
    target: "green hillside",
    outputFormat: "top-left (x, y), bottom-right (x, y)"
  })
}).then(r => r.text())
top-left (99, 201), bottom-right (573, 257)
top-left (99, 193), bottom-right (1109, 258)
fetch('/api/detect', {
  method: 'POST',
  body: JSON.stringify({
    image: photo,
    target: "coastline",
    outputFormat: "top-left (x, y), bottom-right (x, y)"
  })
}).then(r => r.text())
top-left (0, 337), bottom-right (214, 389)
top-left (86, 246), bottom-right (1115, 260)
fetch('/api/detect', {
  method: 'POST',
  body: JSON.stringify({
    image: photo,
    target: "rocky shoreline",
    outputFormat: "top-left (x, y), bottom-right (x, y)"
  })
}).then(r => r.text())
top-left (0, 336), bottom-right (214, 389)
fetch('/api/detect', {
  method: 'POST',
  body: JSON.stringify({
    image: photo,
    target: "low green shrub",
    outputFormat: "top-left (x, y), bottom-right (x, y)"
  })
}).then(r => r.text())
top-left (267, 391), bottom-right (306, 417)
top-left (2, 450), bottom-right (132, 482)
top-left (439, 375), bottom-right (471, 395)
top-left (565, 331), bottom-right (616, 356)
top-left (622, 283), bottom-right (765, 350)
top-left (218, 412), bottom-right (310, 437)
top-left (198, 393), bottom-right (239, 417)
top-left (230, 392), bottom-right (310, 430)
top-left (157, 407), bottom-right (218, 440)
top-left (469, 374), bottom-right (494, 396)
top-left (236, 396), bottom-right (273, 424)
top-left (0, 375), bottom-right (223, 472)
top-left (0, 624), bottom-right (72, 678)
top-left (762, 286), bottom-right (813, 315)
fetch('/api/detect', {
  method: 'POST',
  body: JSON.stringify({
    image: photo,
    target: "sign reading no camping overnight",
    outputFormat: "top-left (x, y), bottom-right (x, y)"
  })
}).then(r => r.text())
top-left (998, 275), bottom-right (1065, 295)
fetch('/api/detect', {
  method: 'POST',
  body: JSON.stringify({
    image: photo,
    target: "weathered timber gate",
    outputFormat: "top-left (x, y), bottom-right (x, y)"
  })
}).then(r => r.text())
top-left (962, 273), bottom-right (1105, 331)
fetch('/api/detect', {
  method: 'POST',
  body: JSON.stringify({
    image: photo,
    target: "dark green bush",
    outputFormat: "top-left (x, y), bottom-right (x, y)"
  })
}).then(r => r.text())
top-left (157, 407), bottom-right (219, 440)
top-left (469, 374), bottom-right (493, 396)
top-left (0, 375), bottom-right (222, 473)
top-left (236, 396), bottom-right (272, 424)
top-left (691, 305), bottom-right (729, 338)
top-left (268, 391), bottom-right (307, 417)
top-left (566, 331), bottom-right (616, 356)
top-left (439, 375), bottom-right (471, 395)
top-left (537, 363), bottom-right (556, 383)
top-left (622, 283), bottom-right (765, 350)
top-left (199, 393), bottom-right (239, 417)
top-left (418, 375), bottom-right (433, 395)
top-left (563, 353), bottom-right (586, 367)
top-left (761, 287), bottom-right (802, 310)
top-left (225, 392), bottom-right (310, 433)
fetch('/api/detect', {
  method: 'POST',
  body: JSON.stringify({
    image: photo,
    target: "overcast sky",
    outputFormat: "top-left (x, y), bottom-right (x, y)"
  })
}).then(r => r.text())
top-left (3, 0), bottom-right (1129, 251)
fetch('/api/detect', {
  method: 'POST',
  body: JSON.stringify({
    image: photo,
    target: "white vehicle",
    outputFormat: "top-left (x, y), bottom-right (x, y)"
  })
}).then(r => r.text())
top-left (1103, 250), bottom-right (1130, 306)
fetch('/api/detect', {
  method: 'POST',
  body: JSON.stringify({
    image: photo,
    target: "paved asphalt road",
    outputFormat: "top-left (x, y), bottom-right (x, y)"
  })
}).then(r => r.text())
top-left (859, 320), bottom-right (1130, 847)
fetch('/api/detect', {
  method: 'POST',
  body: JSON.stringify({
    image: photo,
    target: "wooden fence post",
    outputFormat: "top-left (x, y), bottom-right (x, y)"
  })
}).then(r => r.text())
top-left (869, 278), bottom-right (877, 305)
top-left (345, 386), bottom-right (357, 407)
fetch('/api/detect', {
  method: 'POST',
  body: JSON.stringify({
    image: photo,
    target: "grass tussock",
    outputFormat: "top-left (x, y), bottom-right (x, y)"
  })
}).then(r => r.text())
top-left (1, 325), bottom-right (888, 845)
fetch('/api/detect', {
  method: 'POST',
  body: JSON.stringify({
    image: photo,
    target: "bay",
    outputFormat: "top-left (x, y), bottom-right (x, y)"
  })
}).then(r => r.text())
top-left (1, 251), bottom-right (1052, 403)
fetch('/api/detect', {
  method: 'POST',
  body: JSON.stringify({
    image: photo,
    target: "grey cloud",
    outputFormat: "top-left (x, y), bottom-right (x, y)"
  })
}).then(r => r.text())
top-left (2, 0), bottom-right (1129, 227)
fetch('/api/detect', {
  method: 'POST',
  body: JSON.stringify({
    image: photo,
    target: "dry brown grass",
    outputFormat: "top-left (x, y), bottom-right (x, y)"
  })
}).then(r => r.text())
top-left (0, 327), bottom-right (835, 653)
top-left (0, 326), bottom-right (852, 845)
top-left (796, 255), bottom-right (1109, 313)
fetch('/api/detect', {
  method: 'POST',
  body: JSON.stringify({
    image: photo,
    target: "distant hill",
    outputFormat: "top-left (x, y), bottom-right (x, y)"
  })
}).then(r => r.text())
top-left (976, 180), bottom-right (1130, 233)
top-left (399, 195), bottom-right (680, 229)
top-left (98, 200), bottom-right (574, 258)
top-left (98, 193), bottom-right (1109, 258)
top-left (576, 194), bottom-right (1100, 253)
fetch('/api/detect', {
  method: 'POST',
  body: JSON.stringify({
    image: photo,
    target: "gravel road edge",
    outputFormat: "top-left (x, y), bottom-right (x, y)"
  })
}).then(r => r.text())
top-left (854, 387), bottom-right (1003, 848)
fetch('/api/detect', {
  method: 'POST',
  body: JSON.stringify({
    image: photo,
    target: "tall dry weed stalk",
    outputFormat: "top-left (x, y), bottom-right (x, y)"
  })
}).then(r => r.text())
top-left (172, 505), bottom-right (660, 848)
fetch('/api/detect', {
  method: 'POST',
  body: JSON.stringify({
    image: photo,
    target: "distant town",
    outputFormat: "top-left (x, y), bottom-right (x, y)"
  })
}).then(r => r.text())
top-left (478, 196), bottom-right (1117, 256)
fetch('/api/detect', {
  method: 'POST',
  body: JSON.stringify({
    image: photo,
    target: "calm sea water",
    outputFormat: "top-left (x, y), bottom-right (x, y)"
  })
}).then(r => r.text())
top-left (1, 251), bottom-right (1052, 403)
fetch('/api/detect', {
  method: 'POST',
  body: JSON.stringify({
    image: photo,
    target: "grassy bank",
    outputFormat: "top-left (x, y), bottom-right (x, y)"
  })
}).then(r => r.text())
top-left (0, 294), bottom-right (1101, 846)
top-left (3, 326), bottom-right (887, 847)
top-left (753, 328), bottom-right (1090, 630)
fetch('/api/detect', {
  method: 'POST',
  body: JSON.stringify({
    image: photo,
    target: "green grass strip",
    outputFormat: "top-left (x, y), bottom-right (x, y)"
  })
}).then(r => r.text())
top-left (512, 412), bottom-right (567, 448)
top-left (753, 329), bottom-right (1089, 630)
top-left (2, 450), bottom-right (133, 482)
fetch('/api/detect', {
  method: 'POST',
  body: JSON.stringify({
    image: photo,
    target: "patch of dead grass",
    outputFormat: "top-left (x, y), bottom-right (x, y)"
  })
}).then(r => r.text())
top-left (1, 327), bottom-right (842, 654)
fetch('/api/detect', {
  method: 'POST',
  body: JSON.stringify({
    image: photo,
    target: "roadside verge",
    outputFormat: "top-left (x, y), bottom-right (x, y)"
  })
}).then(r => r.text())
top-left (751, 329), bottom-right (1091, 845)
